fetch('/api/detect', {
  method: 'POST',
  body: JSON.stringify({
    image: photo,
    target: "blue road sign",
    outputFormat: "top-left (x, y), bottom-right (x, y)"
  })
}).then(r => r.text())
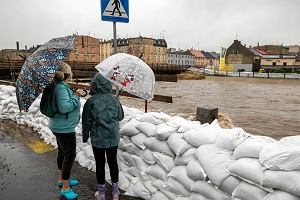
top-left (101, 0), bottom-right (129, 23)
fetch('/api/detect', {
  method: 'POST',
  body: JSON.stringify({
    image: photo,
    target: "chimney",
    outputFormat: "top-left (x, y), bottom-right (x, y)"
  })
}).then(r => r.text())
top-left (25, 45), bottom-right (28, 51)
top-left (16, 42), bottom-right (19, 50)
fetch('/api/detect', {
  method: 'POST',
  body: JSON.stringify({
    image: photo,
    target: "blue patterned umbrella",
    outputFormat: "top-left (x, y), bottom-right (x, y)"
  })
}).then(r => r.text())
top-left (16, 36), bottom-right (76, 111)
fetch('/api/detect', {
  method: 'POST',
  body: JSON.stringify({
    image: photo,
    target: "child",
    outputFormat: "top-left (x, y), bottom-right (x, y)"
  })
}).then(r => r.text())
top-left (82, 73), bottom-right (124, 200)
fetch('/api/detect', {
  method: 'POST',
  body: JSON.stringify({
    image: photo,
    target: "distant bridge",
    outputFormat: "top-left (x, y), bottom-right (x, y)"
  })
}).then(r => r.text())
top-left (0, 60), bottom-right (187, 80)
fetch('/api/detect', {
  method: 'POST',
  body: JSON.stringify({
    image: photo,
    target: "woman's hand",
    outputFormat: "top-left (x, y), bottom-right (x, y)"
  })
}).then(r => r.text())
top-left (75, 89), bottom-right (88, 97)
top-left (75, 90), bottom-right (81, 96)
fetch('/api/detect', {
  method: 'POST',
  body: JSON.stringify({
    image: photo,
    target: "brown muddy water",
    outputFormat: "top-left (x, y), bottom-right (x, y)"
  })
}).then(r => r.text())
top-left (119, 76), bottom-right (300, 139)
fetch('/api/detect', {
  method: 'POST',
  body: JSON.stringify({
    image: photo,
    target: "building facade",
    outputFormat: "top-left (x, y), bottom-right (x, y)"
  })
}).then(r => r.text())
top-left (166, 48), bottom-right (195, 66)
top-left (67, 35), bottom-right (100, 63)
top-left (261, 55), bottom-right (297, 69)
top-left (201, 51), bottom-right (220, 70)
top-left (189, 50), bottom-right (209, 68)
top-left (0, 49), bottom-right (33, 61)
top-left (99, 36), bottom-right (168, 65)
top-left (255, 45), bottom-right (289, 55)
top-left (288, 45), bottom-right (300, 56)
top-left (224, 40), bottom-right (260, 72)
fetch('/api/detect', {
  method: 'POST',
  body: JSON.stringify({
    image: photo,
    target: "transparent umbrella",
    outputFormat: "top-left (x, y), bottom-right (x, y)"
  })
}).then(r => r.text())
top-left (95, 53), bottom-right (155, 101)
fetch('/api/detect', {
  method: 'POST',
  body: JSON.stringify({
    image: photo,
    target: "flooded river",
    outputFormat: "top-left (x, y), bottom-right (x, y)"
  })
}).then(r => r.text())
top-left (120, 76), bottom-right (300, 139)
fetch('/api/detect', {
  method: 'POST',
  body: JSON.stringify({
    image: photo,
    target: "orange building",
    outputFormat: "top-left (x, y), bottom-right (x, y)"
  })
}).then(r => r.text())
top-left (190, 50), bottom-right (209, 67)
top-left (67, 35), bottom-right (100, 63)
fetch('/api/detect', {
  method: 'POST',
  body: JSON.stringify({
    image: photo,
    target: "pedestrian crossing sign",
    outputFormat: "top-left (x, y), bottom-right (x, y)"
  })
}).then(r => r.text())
top-left (101, 0), bottom-right (129, 23)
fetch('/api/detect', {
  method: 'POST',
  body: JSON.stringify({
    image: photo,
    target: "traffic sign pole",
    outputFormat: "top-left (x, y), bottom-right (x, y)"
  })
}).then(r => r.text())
top-left (113, 22), bottom-right (117, 54)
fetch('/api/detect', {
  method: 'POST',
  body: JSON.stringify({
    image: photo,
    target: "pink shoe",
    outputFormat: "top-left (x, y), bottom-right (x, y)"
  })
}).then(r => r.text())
top-left (95, 184), bottom-right (105, 200)
top-left (112, 182), bottom-right (120, 200)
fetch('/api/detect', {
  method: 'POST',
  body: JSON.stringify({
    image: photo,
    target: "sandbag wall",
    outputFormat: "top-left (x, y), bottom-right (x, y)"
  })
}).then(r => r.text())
top-left (0, 85), bottom-right (300, 200)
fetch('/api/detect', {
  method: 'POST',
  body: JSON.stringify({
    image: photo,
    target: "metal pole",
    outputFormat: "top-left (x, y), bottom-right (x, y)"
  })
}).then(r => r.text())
top-left (113, 22), bottom-right (120, 96)
top-left (113, 22), bottom-right (117, 54)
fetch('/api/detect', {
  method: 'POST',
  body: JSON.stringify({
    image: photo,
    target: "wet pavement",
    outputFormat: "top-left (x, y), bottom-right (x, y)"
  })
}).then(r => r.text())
top-left (0, 120), bottom-right (141, 200)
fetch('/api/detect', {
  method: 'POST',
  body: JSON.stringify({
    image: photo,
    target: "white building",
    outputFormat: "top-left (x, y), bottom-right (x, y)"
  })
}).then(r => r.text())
top-left (166, 48), bottom-right (195, 66)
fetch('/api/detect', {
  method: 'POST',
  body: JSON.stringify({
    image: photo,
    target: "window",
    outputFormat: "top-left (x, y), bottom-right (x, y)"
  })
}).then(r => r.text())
top-left (84, 56), bottom-right (88, 62)
top-left (84, 48), bottom-right (87, 53)
top-left (148, 47), bottom-right (150, 52)
top-left (75, 49), bottom-right (78, 53)
top-left (75, 56), bottom-right (78, 61)
top-left (272, 62), bottom-right (276, 66)
top-left (283, 62), bottom-right (287, 66)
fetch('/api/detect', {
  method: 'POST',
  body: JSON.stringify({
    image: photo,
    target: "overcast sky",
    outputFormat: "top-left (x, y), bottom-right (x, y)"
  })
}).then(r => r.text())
top-left (1, 0), bottom-right (299, 51)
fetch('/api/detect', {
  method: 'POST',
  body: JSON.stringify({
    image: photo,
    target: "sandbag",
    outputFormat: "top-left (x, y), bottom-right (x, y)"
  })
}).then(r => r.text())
top-left (136, 112), bottom-right (165, 125)
top-left (153, 152), bottom-right (175, 172)
top-left (131, 133), bottom-right (148, 149)
top-left (183, 126), bottom-right (221, 147)
top-left (82, 145), bottom-right (94, 160)
top-left (152, 179), bottom-right (177, 200)
top-left (262, 170), bottom-right (300, 196)
top-left (215, 128), bottom-right (249, 151)
top-left (167, 133), bottom-right (193, 156)
top-left (119, 171), bottom-right (131, 191)
top-left (145, 164), bottom-right (168, 181)
top-left (120, 142), bottom-right (142, 156)
top-left (168, 166), bottom-right (194, 191)
top-left (191, 181), bottom-right (230, 200)
top-left (232, 181), bottom-right (268, 200)
top-left (143, 137), bottom-right (175, 157)
top-left (166, 178), bottom-right (190, 197)
top-left (132, 155), bottom-right (149, 172)
top-left (263, 190), bottom-right (300, 200)
top-left (142, 181), bottom-right (158, 195)
top-left (125, 180), bottom-right (151, 200)
top-left (140, 149), bottom-right (156, 164)
top-left (174, 148), bottom-right (196, 166)
top-left (177, 121), bottom-right (203, 133)
top-left (280, 136), bottom-right (300, 146)
top-left (229, 158), bottom-right (264, 186)
top-left (189, 193), bottom-right (210, 200)
top-left (259, 141), bottom-right (300, 171)
top-left (135, 122), bottom-right (157, 137)
top-left (119, 151), bottom-right (134, 166)
top-left (219, 175), bottom-right (240, 195)
top-left (186, 159), bottom-right (206, 180)
top-left (195, 144), bottom-right (234, 187)
top-left (233, 135), bottom-right (276, 160)
top-left (156, 124), bottom-right (178, 141)
top-left (120, 118), bottom-right (141, 136)
top-left (152, 191), bottom-right (170, 200)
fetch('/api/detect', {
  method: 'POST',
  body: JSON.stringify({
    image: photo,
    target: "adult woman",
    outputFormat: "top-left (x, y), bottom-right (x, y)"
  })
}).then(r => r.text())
top-left (48, 62), bottom-right (81, 200)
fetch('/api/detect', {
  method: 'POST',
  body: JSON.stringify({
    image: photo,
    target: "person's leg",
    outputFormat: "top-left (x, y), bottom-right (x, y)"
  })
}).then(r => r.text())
top-left (92, 146), bottom-right (106, 184)
top-left (106, 146), bottom-right (119, 200)
top-left (92, 147), bottom-right (106, 199)
top-left (106, 146), bottom-right (119, 183)
top-left (58, 134), bottom-right (77, 191)
top-left (56, 135), bottom-right (64, 183)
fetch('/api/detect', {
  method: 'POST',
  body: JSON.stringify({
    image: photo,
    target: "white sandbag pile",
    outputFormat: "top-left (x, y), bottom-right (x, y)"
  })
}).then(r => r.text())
top-left (1, 85), bottom-right (300, 200)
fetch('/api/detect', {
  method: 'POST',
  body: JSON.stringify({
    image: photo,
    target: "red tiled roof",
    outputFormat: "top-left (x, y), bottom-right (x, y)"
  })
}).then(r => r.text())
top-left (255, 49), bottom-right (269, 55)
top-left (190, 50), bottom-right (206, 58)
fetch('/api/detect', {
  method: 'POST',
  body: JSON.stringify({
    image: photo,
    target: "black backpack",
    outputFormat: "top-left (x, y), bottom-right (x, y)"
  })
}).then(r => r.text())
top-left (40, 82), bottom-right (58, 118)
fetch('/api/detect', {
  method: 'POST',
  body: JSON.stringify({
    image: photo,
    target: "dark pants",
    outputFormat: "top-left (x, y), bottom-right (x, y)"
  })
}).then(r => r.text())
top-left (92, 146), bottom-right (119, 185)
top-left (55, 133), bottom-right (76, 180)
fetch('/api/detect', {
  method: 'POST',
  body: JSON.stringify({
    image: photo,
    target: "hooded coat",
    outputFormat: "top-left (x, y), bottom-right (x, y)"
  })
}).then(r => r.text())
top-left (82, 73), bottom-right (124, 148)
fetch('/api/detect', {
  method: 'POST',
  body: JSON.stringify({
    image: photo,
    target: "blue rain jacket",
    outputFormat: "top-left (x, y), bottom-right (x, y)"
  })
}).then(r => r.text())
top-left (48, 81), bottom-right (81, 134)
